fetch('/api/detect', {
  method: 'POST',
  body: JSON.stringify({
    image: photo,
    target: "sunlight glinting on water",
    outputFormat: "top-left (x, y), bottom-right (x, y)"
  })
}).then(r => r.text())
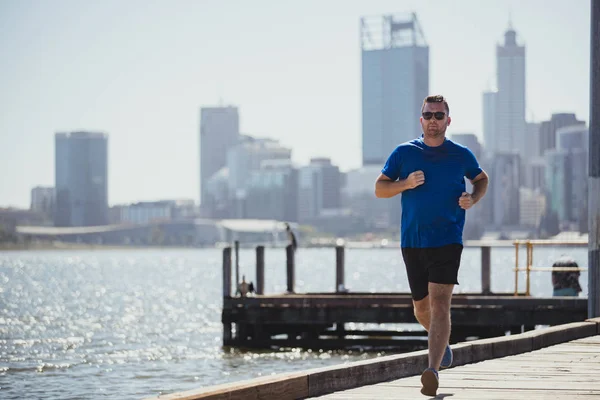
top-left (0, 247), bottom-right (588, 399)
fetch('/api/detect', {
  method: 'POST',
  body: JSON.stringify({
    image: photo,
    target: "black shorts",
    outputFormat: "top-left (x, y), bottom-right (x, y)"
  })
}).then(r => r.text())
top-left (401, 243), bottom-right (463, 301)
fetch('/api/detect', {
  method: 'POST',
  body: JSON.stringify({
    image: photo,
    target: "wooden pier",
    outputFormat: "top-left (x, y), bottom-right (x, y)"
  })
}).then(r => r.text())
top-left (312, 334), bottom-right (600, 399)
top-left (146, 319), bottom-right (600, 400)
top-left (221, 244), bottom-right (588, 349)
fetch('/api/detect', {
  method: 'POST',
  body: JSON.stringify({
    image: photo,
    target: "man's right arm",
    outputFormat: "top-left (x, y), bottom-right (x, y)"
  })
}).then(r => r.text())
top-left (375, 171), bottom-right (424, 198)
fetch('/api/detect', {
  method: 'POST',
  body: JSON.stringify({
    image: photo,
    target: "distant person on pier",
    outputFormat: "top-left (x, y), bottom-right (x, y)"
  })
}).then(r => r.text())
top-left (375, 95), bottom-right (489, 396)
top-left (552, 256), bottom-right (582, 296)
top-left (284, 223), bottom-right (297, 253)
top-left (237, 275), bottom-right (249, 297)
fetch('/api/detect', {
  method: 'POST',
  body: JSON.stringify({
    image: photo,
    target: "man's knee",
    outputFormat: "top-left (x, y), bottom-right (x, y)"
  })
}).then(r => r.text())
top-left (429, 297), bottom-right (451, 316)
top-left (428, 284), bottom-right (453, 312)
top-left (414, 307), bottom-right (430, 321)
top-left (429, 295), bottom-right (451, 315)
top-left (413, 297), bottom-right (430, 318)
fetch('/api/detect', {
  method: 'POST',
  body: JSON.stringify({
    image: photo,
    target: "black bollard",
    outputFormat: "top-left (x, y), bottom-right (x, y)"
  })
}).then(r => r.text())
top-left (286, 244), bottom-right (295, 293)
top-left (256, 245), bottom-right (265, 295)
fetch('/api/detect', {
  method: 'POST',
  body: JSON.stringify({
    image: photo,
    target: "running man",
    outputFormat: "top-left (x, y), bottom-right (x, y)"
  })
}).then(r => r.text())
top-left (375, 95), bottom-right (489, 396)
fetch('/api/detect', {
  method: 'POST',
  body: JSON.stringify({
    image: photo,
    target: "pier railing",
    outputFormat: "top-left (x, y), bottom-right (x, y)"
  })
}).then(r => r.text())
top-left (513, 239), bottom-right (588, 296)
top-left (224, 240), bottom-right (590, 299)
top-left (221, 241), bottom-right (589, 348)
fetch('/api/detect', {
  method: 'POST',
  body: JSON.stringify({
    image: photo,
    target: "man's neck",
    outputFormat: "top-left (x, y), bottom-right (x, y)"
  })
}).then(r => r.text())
top-left (422, 135), bottom-right (446, 147)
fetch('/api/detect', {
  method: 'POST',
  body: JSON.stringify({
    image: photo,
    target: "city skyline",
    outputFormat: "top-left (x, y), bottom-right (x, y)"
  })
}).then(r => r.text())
top-left (0, 0), bottom-right (590, 208)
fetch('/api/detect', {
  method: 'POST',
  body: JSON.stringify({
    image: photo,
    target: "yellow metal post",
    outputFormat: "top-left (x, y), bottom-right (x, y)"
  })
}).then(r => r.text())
top-left (514, 241), bottom-right (520, 296)
top-left (526, 241), bottom-right (532, 296)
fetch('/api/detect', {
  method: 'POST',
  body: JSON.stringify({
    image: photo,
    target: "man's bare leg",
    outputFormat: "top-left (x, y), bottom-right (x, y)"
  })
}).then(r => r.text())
top-left (413, 296), bottom-right (431, 331)
top-left (427, 283), bottom-right (454, 370)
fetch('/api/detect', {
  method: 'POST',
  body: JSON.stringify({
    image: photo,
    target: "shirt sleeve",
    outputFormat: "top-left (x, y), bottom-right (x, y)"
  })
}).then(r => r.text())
top-left (463, 147), bottom-right (483, 180)
top-left (381, 146), bottom-right (402, 181)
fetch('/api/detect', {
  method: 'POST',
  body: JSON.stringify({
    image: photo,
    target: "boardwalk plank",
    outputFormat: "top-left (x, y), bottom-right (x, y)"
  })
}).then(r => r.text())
top-left (310, 335), bottom-right (600, 399)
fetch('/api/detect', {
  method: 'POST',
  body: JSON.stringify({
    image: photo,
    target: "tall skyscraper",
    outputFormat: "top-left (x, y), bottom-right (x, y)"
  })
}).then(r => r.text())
top-left (495, 23), bottom-right (526, 157)
top-left (361, 13), bottom-right (429, 165)
top-left (482, 90), bottom-right (497, 155)
top-left (200, 106), bottom-right (239, 209)
top-left (54, 132), bottom-right (108, 227)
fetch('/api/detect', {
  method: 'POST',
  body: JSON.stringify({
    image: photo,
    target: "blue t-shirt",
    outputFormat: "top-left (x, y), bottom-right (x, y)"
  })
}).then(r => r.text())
top-left (381, 136), bottom-right (483, 248)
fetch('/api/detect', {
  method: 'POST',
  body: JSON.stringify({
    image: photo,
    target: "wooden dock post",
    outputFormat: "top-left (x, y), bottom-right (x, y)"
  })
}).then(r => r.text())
top-left (222, 247), bottom-right (232, 345)
top-left (589, 0), bottom-right (600, 318)
top-left (223, 247), bottom-right (232, 297)
top-left (335, 246), bottom-right (346, 338)
top-left (234, 240), bottom-right (240, 289)
top-left (286, 244), bottom-right (295, 293)
top-left (256, 245), bottom-right (265, 295)
top-left (336, 245), bottom-right (345, 292)
top-left (481, 246), bottom-right (491, 294)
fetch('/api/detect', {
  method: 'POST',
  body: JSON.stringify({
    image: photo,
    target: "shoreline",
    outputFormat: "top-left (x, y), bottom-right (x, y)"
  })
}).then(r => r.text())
top-left (0, 242), bottom-right (209, 252)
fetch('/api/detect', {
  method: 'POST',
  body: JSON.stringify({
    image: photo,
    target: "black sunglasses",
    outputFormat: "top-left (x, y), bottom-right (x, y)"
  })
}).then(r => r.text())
top-left (422, 111), bottom-right (446, 120)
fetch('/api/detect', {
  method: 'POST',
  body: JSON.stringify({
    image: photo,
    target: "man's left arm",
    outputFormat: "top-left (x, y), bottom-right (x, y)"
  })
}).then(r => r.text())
top-left (469, 171), bottom-right (489, 205)
top-left (459, 170), bottom-right (489, 210)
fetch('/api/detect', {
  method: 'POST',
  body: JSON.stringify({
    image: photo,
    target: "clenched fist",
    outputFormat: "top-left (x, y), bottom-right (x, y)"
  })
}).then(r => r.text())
top-left (459, 192), bottom-right (473, 210)
top-left (406, 170), bottom-right (425, 189)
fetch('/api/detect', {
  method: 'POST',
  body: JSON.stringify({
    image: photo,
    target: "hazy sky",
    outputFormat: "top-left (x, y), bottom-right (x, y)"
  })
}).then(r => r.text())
top-left (0, 0), bottom-right (591, 208)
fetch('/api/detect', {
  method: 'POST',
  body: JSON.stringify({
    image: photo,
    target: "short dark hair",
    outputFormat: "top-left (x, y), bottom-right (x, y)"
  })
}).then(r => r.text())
top-left (422, 95), bottom-right (450, 114)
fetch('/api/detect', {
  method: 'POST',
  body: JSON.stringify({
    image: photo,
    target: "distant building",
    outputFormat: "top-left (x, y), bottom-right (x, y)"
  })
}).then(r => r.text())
top-left (482, 90), bottom-right (497, 155)
top-left (525, 122), bottom-right (541, 158)
top-left (449, 133), bottom-right (485, 235)
top-left (519, 187), bottom-right (546, 227)
top-left (226, 135), bottom-right (294, 221)
top-left (343, 165), bottom-right (398, 230)
top-left (495, 23), bottom-right (526, 158)
top-left (120, 202), bottom-right (172, 225)
top-left (204, 167), bottom-right (231, 219)
top-left (557, 124), bottom-right (587, 150)
top-left (525, 158), bottom-right (546, 191)
top-left (523, 122), bottom-right (543, 190)
top-left (200, 106), bottom-right (239, 211)
top-left (491, 152), bottom-right (521, 227)
top-left (545, 125), bottom-right (588, 225)
top-left (298, 158), bottom-right (342, 222)
top-left (361, 13), bottom-right (429, 165)
top-left (545, 150), bottom-right (568, 223)
top-left (449, 133), bottom-right (482, 160)
top-left (0, 208), bottom-right (48, 230)
top-left (30, 186), bottom-right (55, 219)
top-left (227, 136), bottom-right (292, 194)
top-left (54, 131), bottom-right (108, 227)
top-left (0, 212), bottom-right (17, 240)
top-left (538, 113), bottom-right (584, 156)
top-left (344, 165), bottom-right (384, 197)
top-left (170, 199), bottom-right (197, 219)
top-left (244, 159), bottom-right (298, 222)
top-left (111, 199), bottom-right (196, 225)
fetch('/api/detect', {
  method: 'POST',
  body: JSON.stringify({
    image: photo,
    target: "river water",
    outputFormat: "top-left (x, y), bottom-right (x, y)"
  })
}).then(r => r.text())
top-left (0, 246), bottom-right (588, 399)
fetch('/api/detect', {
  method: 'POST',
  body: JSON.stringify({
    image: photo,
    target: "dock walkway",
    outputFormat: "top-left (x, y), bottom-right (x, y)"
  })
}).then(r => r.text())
top-left (147, 319), bottom-right (600, 400)
top-left (312, 334), bottom-right (600, 399)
